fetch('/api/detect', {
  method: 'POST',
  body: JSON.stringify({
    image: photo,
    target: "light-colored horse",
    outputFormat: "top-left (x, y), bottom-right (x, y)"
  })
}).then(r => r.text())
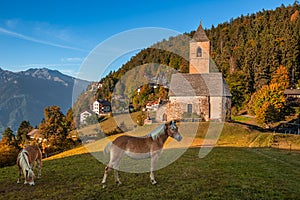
top-left (102, 121), bottom-right (182, 187)
top-left (17, 145), bottom-right (42, 186)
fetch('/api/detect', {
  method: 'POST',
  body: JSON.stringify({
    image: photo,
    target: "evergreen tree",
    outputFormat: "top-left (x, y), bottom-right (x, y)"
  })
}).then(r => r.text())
top-left (2, 127), bottom-right (17, 148)
top-left (65, 108), bottom-right (75, 132)
top-left (16, 121), bottom-right (33, 147)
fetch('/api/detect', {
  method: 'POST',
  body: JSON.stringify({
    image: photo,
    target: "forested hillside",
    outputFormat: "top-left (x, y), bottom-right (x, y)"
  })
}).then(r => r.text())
top-left (75, 2), bottom-right (300, 115)
top-left (207, 2), bottom-right (300, 109)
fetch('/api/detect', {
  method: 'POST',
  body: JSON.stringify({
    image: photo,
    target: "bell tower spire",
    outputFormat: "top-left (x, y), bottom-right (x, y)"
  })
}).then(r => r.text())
top-left (189, 22), bottom-right (210, 74)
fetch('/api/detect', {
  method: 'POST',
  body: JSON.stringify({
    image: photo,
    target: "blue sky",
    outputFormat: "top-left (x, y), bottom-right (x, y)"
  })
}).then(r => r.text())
top-left (0, 0), bottom-right (295, 81)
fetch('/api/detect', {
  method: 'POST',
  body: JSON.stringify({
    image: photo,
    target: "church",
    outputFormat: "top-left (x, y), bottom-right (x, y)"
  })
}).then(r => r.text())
top-left (166, 24), bottom-right (232, 122)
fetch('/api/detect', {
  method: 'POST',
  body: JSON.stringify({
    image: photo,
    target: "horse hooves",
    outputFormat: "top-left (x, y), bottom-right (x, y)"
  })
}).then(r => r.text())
top-left (151, 180), bottom-right (157, 185)
top-left (102, 184), bottom-right (107, 189)
top-left (116, 181), bottom-right (122, 186)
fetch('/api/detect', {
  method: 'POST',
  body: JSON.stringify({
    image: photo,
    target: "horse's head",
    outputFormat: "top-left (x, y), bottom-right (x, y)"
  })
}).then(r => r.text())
top-left (166, 120), bottom-right (182, 141)
top-left (25, 168), bottom-right (35, 186)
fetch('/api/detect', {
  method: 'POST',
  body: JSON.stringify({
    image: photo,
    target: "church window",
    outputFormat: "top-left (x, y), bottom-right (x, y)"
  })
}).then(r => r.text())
top-left (196, 47), bottom-right (202, 57)
top-left (187, 104), bottom-right (192, 113)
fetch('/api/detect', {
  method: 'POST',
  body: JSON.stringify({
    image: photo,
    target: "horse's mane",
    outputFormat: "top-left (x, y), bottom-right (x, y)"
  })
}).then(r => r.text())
top-left (145, 124), bottom-right (165, 140)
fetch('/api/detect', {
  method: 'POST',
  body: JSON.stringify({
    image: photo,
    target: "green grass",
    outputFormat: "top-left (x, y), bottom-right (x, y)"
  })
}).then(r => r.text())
top-left (1, 147), bottom-right (300, 199)
top-left (1, 122), bottom-right (300, 199)
top-left (231, 115), bottom-right (251, 122)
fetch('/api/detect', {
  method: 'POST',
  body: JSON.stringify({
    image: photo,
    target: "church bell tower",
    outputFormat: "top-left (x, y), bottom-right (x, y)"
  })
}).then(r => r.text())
top-left (189, 23), bottom-right (210, 74)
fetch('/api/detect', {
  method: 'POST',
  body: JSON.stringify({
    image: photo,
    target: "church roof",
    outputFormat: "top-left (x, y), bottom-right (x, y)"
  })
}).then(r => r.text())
top-left (192, 24), bottom-right (210, 42)
top-left (169, 73), bottom-right (232, 97)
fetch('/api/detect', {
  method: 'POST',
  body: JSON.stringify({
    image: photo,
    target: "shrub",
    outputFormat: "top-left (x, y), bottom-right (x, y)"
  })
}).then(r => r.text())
top-left (0, 141), bottom-right (19, 167)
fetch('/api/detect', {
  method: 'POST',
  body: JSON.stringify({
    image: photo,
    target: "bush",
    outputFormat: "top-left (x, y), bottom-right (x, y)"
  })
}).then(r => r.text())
top-left (0, 141), bottom-right (19, 167)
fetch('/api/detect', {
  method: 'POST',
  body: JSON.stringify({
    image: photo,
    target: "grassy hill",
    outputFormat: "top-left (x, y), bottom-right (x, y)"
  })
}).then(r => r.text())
top-left (1, 122), bottom-right (300, 199)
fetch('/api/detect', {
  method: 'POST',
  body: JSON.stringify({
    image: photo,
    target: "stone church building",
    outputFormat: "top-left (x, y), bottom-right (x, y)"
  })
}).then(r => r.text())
top-left (166, 24), bottom-right (232, 121)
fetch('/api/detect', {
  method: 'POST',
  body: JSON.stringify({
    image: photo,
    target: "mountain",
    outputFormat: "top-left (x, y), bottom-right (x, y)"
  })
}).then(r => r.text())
top-left (0, 68), bottom-right (90, 133)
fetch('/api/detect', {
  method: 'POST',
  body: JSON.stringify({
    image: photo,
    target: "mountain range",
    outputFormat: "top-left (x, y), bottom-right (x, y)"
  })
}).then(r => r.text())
top-left (0, 68), bottom-right (89, 133)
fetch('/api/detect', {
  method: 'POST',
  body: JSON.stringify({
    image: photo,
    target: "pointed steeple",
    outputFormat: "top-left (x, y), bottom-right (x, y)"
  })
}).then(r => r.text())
top-left (189, 21), bottom-right (210, 74)
top-left (193, 23), bottom-right (209, 42)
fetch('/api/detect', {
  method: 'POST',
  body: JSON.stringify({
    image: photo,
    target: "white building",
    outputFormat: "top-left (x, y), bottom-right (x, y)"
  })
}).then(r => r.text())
top-left (92, 99), bottom-right (111, 115)
top-left (80, 111), bottom-right (92, 124)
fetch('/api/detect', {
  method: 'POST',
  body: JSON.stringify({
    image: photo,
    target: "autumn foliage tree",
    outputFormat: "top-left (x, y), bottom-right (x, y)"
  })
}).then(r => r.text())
top-left (0, 127), bottom-right (19, 167)
top-left (248, 66), bottom-right (290, 125)
top-left (39, 105), bottom-right (76, 154)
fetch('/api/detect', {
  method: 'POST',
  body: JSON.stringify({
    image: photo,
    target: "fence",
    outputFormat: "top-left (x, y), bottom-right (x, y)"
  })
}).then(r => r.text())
top-left (274, 122), bottom-right (300, 135)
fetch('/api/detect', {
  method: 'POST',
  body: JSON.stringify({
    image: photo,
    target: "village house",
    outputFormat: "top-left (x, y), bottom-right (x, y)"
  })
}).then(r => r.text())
top-left (80, 110), bottom-right (93, 125)
top-left (284, 89), bottom-right (300, 99)
top-left (92, 99), bottom-right (111, 115)
top-left (145, 100), bottom-right (160, 111)
top-left (284, 88), bottom-right (300, 105)
top-left (27, 129), bottom-right (44, 142)
top-left (166, 23), bottom-right (232, 122)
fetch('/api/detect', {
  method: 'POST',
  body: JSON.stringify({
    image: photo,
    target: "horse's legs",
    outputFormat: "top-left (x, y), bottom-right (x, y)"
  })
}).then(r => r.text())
top-left (150, 151), bottom-right (160, 185)
top-left (114, 169), bottom-right (121, 186)
top-left (102, 148), bottom-right (123, 188)
top-left (17, 167), bottom-right (22, 183)
top-left (37, 150), bottom-right (42, 179)
top-left (102, 165), bottom-right (111, 188)
top-left (102, 164), bottom-right (121, 187)
top-left (36, 159), bottom-right (42, 178)
top-left (113, 152), bottom-right (123, 186)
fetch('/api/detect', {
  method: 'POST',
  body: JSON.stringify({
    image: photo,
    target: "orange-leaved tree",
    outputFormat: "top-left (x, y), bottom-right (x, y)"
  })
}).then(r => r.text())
top-left (248, 66), bottom-right (290, 125)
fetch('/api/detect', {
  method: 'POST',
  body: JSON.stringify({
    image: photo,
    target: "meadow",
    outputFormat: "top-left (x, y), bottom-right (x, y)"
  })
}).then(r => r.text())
top-left (1, 122), bottom-right (300, 199)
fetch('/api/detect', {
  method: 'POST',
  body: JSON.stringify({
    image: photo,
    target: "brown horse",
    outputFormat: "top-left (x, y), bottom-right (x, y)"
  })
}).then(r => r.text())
top-left (102, 121), bottom-right (182, 188)
top-left (17, 145), bottom-right (42, 186)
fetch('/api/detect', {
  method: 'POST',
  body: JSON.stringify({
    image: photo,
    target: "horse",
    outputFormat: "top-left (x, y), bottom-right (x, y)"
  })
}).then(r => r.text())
top-left (101, 120), bottom-right (182, 188)
top-left (17, 145), bottom-right (42, 186)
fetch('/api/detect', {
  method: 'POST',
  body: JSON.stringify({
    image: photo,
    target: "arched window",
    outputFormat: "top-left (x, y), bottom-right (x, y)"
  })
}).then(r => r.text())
top-left (196, 47), bottom-right (202, 57)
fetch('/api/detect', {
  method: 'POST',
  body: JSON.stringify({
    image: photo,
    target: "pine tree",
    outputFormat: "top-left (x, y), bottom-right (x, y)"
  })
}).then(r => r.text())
top-left (2, 127), bottom-right (17, 148)
top-left (16, 121), bottom-right (33, 147)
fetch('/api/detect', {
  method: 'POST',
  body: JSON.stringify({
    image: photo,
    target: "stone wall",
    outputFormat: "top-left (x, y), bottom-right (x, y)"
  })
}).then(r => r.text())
top-left (166, 96), bottom-right (231, 122)
top-left (166, 96), bottom-right (209, 121)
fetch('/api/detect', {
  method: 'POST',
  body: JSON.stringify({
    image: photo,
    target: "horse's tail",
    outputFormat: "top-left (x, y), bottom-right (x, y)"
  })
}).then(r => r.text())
top-left (103, 142), bottom-right (112, 155)
top-left (20, 150), bottom-right (29, 166)
top-left (18, 150), bottom-right (32, 174)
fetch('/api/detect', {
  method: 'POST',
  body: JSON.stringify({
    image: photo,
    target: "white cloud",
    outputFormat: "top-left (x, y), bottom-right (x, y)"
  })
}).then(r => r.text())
top-left (0, 26), bottom-right (88, 52)
top-left (61, 57), bottom-right (84, 63)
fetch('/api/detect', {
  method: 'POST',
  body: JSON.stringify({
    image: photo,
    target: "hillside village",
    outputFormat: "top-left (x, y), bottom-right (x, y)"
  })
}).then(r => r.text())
top-left (72, 3), bottom-right (300, 131)
top-left (78, 18), bottom-right (300, 130)
top-left (80, 24), bottom-right (232, 125)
